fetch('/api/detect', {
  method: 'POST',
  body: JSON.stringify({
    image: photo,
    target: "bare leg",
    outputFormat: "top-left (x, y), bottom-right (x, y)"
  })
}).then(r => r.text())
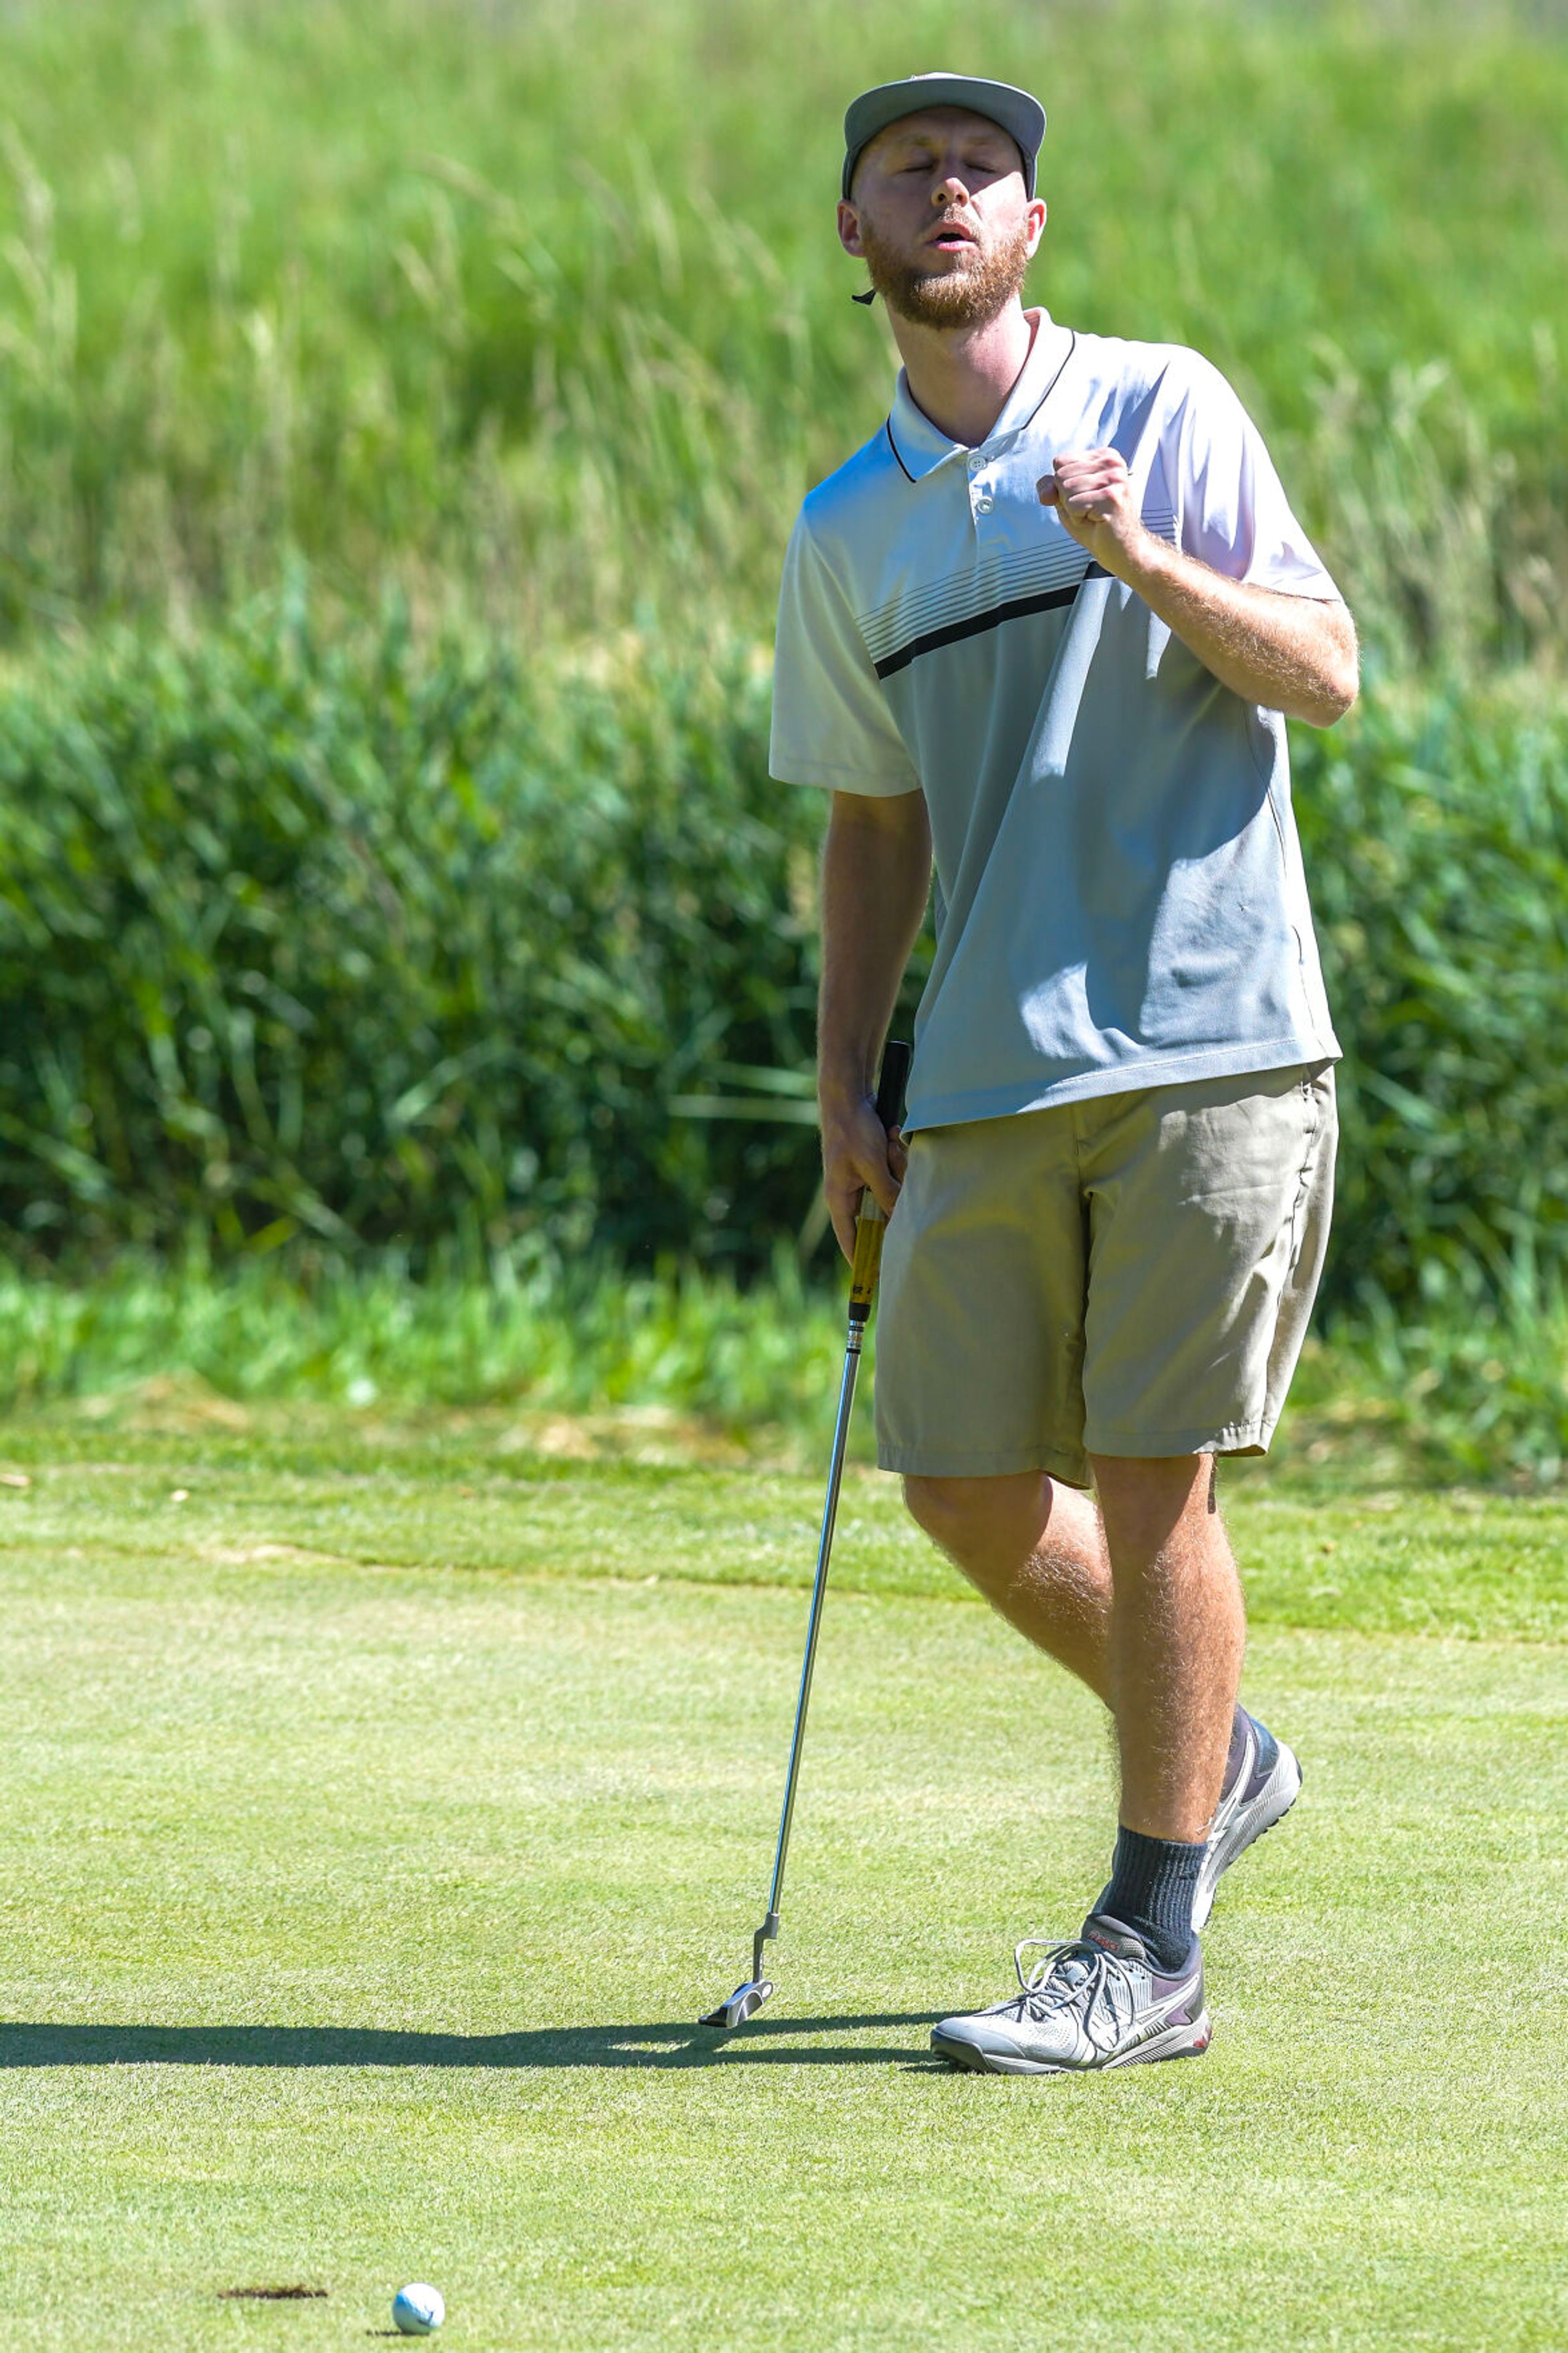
top-left (1090, 1454), bottom-right (1245, 1844)
top-left (902, 1472), bottom-right (1113, 1702)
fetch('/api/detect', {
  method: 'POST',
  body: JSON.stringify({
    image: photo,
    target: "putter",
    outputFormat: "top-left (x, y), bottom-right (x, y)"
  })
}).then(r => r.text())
top-left (700, 1036), bottom-right (913, 2030)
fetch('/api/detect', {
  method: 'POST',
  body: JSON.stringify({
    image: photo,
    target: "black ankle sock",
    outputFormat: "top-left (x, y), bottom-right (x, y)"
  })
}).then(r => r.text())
top-left (1099, 1825), bottom-right (1205, 1971)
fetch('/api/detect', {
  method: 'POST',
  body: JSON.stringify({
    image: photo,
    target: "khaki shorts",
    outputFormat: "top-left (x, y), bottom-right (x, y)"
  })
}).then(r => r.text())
top-left (875, 1063), bottom-right (1337, 1486)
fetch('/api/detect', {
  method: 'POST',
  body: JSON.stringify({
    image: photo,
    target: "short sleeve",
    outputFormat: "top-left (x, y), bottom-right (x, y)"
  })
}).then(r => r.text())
top-left (768, 511), bottom-right (922, 795)
top-left (1169, 354), bottom-right (1343, 601)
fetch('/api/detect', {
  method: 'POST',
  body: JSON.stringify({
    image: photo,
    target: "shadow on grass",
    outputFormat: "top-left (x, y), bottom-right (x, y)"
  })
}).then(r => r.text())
top-left (0, 2012), bottom-right (946, 2070)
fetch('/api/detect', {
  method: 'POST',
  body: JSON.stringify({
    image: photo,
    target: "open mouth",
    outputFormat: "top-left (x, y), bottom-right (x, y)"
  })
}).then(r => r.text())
top-left (927, 222), bottom-right (977, 253)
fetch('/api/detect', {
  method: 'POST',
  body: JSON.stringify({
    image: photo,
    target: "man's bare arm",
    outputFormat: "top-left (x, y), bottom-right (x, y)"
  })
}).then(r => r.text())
top-left (1040, 450), bottom-right (1359, 727)
top-left (817, 787), bottom-right (933, 1260)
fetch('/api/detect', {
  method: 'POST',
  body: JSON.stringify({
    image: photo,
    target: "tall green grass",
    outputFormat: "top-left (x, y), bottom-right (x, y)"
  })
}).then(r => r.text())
top-left (0, 596), bottom-right (863, 1270)
top-left (0, 0), bottom-right (1564, 669)
top-left (0, 1248), bottom-right (853, 1437)
top-left (4, 0), bottom-right (1568, 1477)
top-left (2, 595), bottom-right (1566, 1319)
top-left (1293, 680), bottom-right (1568, 1315)
top-left (5, 1248), bottom-right (1568, 1488)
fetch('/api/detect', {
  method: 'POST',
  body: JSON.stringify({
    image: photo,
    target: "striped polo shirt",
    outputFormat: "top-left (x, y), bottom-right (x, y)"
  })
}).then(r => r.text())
top-left (769, 309), bottom-right (1343, 1134)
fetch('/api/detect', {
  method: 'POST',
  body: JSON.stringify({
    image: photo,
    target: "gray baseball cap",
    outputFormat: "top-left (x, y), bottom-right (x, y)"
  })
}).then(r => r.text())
top-left (841, 73), bottom-right (1047, 201)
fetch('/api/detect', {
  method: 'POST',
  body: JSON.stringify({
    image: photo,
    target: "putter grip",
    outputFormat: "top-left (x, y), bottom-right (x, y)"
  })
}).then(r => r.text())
top-left (848, 1039), bottom-right (913, 1325)
top-left (875, 1039), bottom-right (912, 1133)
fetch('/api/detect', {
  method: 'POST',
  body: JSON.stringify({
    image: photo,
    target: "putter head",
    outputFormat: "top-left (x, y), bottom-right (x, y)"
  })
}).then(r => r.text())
top-left (698, 1978), bottom-right (774, 2031)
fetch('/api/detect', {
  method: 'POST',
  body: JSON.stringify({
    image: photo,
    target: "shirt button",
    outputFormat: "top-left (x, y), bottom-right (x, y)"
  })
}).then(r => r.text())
top-left (973, 495), bottom-right (993, 514)
top-left (967, 454), bottom-right (984, 474)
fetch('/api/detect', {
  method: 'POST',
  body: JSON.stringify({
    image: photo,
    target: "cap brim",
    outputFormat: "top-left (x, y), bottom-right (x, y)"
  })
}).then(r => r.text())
top-left (842, 75), bottom-right (1046, 200)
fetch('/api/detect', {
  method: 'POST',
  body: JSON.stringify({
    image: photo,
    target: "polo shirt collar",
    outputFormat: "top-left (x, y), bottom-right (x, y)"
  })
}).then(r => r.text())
top-left (885, 309), bottom-right (1076, 483)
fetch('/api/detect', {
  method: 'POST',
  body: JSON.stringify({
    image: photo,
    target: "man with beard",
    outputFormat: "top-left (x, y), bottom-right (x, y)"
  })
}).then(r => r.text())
top-left (768, 74), bottom-right (1357, 2074)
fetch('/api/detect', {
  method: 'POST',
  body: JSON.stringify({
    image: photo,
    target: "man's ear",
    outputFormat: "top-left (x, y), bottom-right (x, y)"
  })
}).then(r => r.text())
top-left (836, 197), bottom-right (865, 259)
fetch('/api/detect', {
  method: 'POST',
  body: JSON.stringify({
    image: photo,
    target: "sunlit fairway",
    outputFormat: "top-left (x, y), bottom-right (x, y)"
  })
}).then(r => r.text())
top-left (0, 1407), bottom-right (1563, 2350)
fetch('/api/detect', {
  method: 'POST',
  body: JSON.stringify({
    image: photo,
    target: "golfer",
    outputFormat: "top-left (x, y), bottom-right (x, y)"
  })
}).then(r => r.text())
top-left (770, 74), bottom-right (1356, 2073)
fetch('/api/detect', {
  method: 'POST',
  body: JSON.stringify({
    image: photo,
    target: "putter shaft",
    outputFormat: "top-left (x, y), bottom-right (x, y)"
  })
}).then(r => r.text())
top-left (702, 1037), bottom-right (911, 2029)
top-left (751, 1289), bottom-right (868, 1985)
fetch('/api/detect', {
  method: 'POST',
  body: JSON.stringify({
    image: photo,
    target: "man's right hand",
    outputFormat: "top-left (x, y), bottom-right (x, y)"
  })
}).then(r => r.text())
top-left (820, 1090), bottom-right (908, 1263)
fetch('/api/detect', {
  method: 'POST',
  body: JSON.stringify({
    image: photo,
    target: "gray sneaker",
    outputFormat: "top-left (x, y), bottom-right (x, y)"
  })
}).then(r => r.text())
top-left (1192, 1709), bottom-right (1302, 1931)
top-left (930, 1916), bottom-right (1210, 2076)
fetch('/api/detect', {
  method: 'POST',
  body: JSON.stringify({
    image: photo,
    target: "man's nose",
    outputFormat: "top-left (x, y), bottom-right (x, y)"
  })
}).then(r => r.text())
top-left (932, 172), bottom-right (971, 206)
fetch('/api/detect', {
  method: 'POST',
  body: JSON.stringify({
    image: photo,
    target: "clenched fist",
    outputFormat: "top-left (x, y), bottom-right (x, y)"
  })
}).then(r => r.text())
top-left (1038, 448), bottom-right (1152, 577)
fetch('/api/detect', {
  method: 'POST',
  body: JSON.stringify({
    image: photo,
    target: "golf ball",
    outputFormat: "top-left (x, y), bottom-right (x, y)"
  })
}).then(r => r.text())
top-left (392, 2282), bottom-right (445, 2335)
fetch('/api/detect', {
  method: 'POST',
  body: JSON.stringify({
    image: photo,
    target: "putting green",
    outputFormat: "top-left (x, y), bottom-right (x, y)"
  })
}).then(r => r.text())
top-left (0, 1426), bottom-right (1564, 2349)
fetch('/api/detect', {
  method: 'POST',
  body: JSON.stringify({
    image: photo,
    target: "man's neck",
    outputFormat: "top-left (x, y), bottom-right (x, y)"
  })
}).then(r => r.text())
top-left (890, 300), bottom-right (1038, 449)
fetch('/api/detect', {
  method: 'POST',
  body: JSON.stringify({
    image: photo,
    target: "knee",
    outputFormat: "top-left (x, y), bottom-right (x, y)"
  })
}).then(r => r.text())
top-left (902, 1473), bottom-right (1040, 1580)
top-left (902, 1474), bottom-right (977, 1550)
top-left (1090, 1454), bottom-right (1214, 1553)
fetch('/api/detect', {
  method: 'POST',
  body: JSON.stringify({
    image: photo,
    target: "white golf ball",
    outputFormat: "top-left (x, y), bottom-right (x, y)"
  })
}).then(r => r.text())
top-left (392, 2282), bottom-right (445, 2335)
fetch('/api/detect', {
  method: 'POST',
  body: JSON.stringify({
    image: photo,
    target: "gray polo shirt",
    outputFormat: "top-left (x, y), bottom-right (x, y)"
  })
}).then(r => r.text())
top-left (768, 310), bottom-right (1343, 1133)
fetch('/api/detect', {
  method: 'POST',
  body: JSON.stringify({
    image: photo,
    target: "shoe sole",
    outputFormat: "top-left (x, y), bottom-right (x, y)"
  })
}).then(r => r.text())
top-left (1191, 1740), bottom-right (1302, 1932)
top-left (930, 2010), bottom-right (1212, 2077)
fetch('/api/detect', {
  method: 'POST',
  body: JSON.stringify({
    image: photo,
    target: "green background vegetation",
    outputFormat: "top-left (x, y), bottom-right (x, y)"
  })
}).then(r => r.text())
top-left (2, 0), bottom-right (1564, 667)
top-left (5, 616), bottom-right (1568, 1345)
top-left (2, 0), bottom-right (1568, 1467)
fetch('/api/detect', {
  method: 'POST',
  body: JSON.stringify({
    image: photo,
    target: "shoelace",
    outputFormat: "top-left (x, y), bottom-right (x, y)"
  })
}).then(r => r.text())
top-left (1003, 1936), bottom-right (1140, 2041)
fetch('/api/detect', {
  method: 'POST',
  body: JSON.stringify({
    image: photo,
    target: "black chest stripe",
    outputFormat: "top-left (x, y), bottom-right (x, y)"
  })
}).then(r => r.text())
top-left (873, 564), bottom-right (1107, 680)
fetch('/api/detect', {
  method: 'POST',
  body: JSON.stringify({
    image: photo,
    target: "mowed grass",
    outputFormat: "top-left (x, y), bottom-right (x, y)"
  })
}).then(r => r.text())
top-left (0, 1406), bottom-right (1565, 2351)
